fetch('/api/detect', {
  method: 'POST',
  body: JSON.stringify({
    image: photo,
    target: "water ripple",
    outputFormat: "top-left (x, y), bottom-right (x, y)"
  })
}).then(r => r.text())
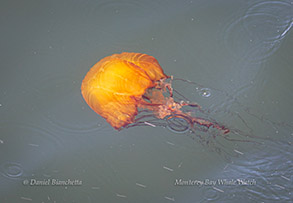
top-left (203, 187), bottom-right (221, 202)
top-left (198, 88), bottom-right (211, 98)
top-left (42, 107), bottom-right (103, 135)
top-left (24, 70), bottom-right (104, 135)
top-left (166, 115), bottom-right (191, 134)
top-left (0, 122), bottom-right (63, 180)
top-left (0, 162), bottom-right (23, 179)
top-left (222, 140), bottom-right (293, 201)
top-left (222, 0), bottom-right (293, 63)
top-left (244, 1), bottom-right (293, 41)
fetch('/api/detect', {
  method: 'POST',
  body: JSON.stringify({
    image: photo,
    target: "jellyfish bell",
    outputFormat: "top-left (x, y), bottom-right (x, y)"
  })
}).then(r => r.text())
top-left (81, 52), bottom-right (170, 130)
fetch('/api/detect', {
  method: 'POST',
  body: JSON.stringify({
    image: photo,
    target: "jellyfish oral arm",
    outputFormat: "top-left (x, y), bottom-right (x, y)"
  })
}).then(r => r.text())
top-left (189, 116), bottom-right (230, 135)
top-left (154, 77), bottom-right (174, 97)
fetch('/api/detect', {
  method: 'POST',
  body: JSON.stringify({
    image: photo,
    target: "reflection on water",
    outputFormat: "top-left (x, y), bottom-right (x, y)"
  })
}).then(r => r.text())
top-left (0, 0), bottom-right (292, 202)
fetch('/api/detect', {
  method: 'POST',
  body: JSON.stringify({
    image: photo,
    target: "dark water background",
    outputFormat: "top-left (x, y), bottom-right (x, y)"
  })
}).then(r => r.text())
top-left (0, 0), bottom-right (292, 202)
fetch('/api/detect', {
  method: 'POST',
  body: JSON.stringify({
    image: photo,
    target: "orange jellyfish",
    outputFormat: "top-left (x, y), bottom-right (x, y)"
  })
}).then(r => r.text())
top-left (81, 52), bottom-right (230, 136)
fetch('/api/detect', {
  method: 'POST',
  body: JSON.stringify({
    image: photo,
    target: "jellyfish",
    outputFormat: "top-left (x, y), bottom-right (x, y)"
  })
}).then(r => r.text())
top-left (81, 52), bottom-right (230, 136)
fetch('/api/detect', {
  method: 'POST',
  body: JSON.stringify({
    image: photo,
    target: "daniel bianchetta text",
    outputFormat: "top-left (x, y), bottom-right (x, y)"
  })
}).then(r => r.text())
top-left (23, 179), bottom-right (82, 186)
top-left (174, 178), bottom-right (256, 186)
